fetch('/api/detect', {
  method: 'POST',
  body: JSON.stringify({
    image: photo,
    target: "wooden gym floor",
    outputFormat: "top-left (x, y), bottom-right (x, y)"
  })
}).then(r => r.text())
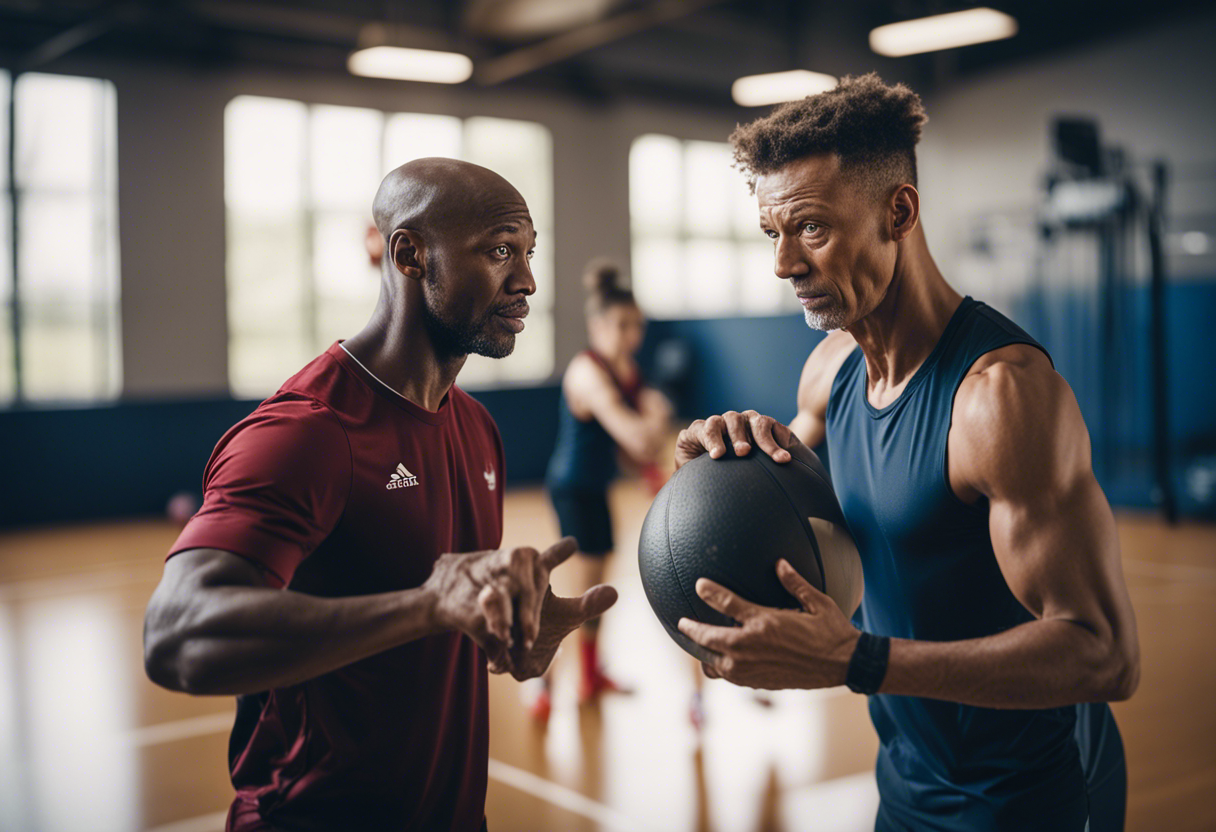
top-left (0, 481), bottom-right (1212, 832)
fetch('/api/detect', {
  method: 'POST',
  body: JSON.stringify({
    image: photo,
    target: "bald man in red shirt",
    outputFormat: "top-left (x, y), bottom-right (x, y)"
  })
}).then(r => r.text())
top-left (144, 159), bottom-right (616, 832)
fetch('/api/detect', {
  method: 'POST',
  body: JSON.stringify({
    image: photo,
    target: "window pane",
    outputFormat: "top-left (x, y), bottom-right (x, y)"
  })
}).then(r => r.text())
top-left (314, 211), bottom-right (379, 345)
top-left (229, 332), bottom-right (312, 400)
top-left (464, 117), bottom-right (554, 235)
top-left (19, 193), bottom-right (95, 298)
top-left (12, 75), bottom-right (120, 402)
top-left (683, 239), bottom-right (736, 316)
top-left (0, 74), bottom-right (10, 402)
top-left (740, 240), bottom-right (790, 314)
top-left (0, 71), bottom-right (8, 191)
top-left (630, 135), bottom-right (681, 234)
top-left (731, 169), bottom-right (761, 238)
top-left (383, 113), bottom-right (462, 171)
top-left (14, 73), bottom-right (107, 191)
top-left (683, 141), bottom-right (733, 237)
top-left (632, 237), bottom-right (683, 318)
top-left (310, 105), bottom-right (383, 210)
top-left (20, 302), bottom-right (102, 400)
top-left (225, 96), bottom-right (307, 217)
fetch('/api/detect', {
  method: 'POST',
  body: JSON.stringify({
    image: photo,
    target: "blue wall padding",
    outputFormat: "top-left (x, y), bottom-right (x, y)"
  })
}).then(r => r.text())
top-left (639, 314), bottom-right (827, 424)
top-left (0, 388), bottom-right (561, 529)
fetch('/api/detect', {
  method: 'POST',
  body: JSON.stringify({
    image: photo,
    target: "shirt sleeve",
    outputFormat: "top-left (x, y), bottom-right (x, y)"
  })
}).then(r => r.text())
top-left (168, 396), bottom-right (352, 587)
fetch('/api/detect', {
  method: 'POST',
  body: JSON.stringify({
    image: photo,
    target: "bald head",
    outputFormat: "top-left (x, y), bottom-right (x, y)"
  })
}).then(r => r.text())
top-left (372, 157), bottom-right (530, 244)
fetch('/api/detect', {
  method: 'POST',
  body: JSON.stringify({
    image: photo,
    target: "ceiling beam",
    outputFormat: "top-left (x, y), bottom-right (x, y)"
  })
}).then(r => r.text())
top-left (474, 0), bottom-right (728, 85)
top-left (17, 0), bottom-right (143, 71)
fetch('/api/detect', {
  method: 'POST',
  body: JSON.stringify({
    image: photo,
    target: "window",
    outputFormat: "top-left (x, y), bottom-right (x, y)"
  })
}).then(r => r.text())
top-left (224, 96), bottom-right (554, 397)
top-left (629, 134), bottom-right (800, 319)
top-left (1, 72), bottom-right (120, 404)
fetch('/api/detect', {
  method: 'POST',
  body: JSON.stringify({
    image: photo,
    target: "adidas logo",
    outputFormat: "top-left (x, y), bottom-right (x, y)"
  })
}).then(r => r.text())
top-left (386, 462), bottom-right (419, 490)
top-left (483, 465), bottom-right (496, 492)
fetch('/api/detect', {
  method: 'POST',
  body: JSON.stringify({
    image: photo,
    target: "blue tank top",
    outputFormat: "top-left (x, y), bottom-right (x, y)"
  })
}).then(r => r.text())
top-left (546, 351), bottom-right (642, 491)
top-left (825, 297), bottom-right (1093, 829)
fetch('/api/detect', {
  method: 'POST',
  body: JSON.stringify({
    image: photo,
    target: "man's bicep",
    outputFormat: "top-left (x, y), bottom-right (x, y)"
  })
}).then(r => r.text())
top-left (988, 478), bottom-right (1122, 636)
top-left (964, 364), bottom-right (1129, 637)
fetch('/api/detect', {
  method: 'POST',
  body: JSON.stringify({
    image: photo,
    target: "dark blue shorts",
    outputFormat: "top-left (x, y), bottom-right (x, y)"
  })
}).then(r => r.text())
top-left (547, 486), bottom-right (613, 556)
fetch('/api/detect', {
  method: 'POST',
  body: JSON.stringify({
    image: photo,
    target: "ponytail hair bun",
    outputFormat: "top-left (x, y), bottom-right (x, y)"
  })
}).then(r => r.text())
top-left (583, 258), bottom-right (624, 295)
top-left (582, 257), bottom-right (636, 316)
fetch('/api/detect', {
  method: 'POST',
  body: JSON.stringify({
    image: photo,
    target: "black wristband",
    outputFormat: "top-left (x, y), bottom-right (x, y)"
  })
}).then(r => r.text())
top-left (845, 632), bottom-right (890, 695)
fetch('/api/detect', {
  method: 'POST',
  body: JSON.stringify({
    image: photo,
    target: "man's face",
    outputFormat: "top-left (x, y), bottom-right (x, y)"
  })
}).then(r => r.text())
top-left (756, 154), bottom-right (896, 331)
top-left (420, 207), bottom-right (537, 359)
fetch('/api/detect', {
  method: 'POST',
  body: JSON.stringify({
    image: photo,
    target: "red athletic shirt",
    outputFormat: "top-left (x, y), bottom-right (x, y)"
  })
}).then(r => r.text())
top-left (169, 342), bottom-right (503, 832)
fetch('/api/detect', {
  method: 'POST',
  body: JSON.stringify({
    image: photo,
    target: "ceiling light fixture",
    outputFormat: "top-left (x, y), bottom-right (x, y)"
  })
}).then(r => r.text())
top-left (731, 70), bottom-right (838, 107)
top-left (347, 46), bottom-right (473, 84)
top-left (869, 7), bottom-right (1017, 58)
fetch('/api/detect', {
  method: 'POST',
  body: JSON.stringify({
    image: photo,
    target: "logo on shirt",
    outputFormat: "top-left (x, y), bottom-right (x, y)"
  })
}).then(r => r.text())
top-left (483, 465), bottom-right (497, 492)
top-left (386, 463), bottom-right (419, 490)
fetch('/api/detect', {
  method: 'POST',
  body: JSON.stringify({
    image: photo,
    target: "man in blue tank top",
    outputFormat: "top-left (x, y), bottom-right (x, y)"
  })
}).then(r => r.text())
top-left (672, 74), bottom-right (1140, 831)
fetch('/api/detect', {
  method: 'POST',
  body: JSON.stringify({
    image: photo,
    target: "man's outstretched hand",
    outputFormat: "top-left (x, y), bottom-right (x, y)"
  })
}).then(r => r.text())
top-left (498, 583), bottom-right (619, 680)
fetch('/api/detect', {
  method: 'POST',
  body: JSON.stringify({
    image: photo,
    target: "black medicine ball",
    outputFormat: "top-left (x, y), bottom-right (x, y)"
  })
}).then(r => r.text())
top-left (638, 442), bottom-right (862, 663)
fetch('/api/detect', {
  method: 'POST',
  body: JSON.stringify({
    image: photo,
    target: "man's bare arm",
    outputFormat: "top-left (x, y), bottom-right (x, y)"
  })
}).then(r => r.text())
top-left (879, 347), bottom-right (1140, 706)
top-left (144, 538), bottom-right (598, 695)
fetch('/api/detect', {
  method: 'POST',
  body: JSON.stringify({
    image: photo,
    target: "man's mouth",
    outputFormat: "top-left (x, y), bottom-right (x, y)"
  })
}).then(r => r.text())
top-left (796, 293), bottom-right (831, 309)
top-left (495, 303), bottom-right (529, 332)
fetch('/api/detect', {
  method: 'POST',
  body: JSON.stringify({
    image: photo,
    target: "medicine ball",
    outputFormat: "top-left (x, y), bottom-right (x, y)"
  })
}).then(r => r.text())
top-left (638, 442), bottom-right (863, 663)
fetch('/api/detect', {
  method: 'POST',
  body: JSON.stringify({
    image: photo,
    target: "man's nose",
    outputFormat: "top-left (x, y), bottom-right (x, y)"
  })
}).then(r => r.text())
top-left (508, 259), bottom-right (536, 295)
top-left (773, 234), bottom-right (810, 279)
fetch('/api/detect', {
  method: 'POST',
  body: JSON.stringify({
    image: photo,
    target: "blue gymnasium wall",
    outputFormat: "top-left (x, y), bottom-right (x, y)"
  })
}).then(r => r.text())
top-left (0, 387), bottom-right (561, 529)
top-left (2, 286), bottom-right (1214, 528)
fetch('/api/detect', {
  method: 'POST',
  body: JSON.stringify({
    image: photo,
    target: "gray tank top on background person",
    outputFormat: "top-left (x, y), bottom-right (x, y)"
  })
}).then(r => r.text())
top-left (825, 296), bottom-right (1125, 831)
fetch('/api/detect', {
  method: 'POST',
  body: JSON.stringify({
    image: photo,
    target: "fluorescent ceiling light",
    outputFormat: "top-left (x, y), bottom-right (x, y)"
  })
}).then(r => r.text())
top-left (347, 46), bottom-right (473, 83)
top-left (732, 70), bottom-right (838, 107)
top-left (869, 8), bottom-right (1017, 58)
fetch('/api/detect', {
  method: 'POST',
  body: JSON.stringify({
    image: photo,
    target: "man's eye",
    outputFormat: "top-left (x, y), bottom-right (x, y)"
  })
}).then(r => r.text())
top-left (494, 245), bottom-right (510, 257)
top-left (804, 223), bottom-right (820, 234)
top-left (764, 229), bottom-right (778, 239)
top-left (526, 249), bottom-right (535, 260)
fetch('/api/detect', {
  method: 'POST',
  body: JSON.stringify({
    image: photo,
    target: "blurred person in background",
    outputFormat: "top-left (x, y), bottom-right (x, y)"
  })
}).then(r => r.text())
top-left (531, 259), bottom-right (672, 722)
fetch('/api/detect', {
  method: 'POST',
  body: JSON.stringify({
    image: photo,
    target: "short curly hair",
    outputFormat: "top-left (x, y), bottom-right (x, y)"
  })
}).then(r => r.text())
top-left (730, 73), bottom-right (927, 199)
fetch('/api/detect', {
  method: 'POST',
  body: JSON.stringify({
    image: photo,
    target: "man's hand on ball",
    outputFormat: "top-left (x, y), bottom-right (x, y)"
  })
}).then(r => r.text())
top-left (676, 559), bottom-right (860, 690)
top-left (674, 411), bottom-right (800, 469)
top-left (504, 583), bottom-right (619, 681)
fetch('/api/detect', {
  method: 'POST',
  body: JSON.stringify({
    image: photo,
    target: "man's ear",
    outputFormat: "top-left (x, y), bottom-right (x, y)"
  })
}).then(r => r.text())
top-left (890, 184), bottom-right (920, 243)
top-left (389, 228), bottom-right (427, 281)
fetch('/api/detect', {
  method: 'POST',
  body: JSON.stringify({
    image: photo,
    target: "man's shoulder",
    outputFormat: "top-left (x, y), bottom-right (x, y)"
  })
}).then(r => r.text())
top-left (955, 343), bottom-right (1057, 424)
top-left (950, 345), bottom-right (1080, 498)
top-left (218, 393), bottom-right (349, 461)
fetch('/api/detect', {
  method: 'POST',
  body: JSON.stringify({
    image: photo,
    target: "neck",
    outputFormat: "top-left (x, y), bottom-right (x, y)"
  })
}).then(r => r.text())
top-left (342, 285), bottom-right (466, 412)
top-left (843, 223), bottom-right (963, 394)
